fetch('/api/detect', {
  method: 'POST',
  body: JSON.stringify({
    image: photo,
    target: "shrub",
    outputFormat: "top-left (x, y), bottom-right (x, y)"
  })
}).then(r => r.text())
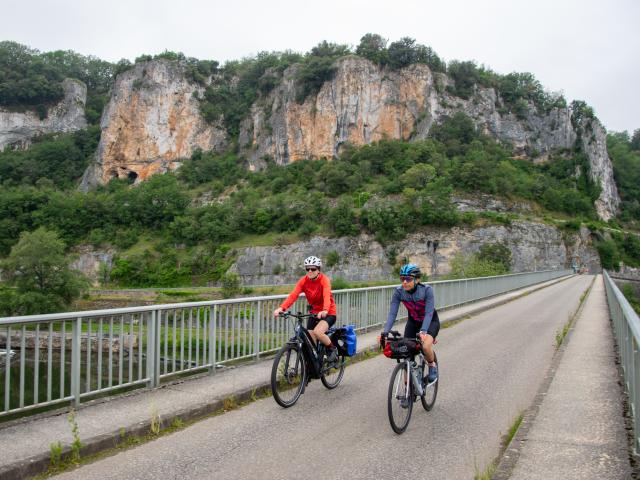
top-left (326, 250), bottom-right (340, 267)
top-left (221, 272), bottom-right (241, 298)
top-left (331, 277), bottom-right (351, 290)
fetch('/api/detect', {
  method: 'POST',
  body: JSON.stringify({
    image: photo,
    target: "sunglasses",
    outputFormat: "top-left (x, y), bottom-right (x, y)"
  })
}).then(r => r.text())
top-left (305, 267), bottom-right (318, 272)
top-left (400, 276), bottom-right (415, 282)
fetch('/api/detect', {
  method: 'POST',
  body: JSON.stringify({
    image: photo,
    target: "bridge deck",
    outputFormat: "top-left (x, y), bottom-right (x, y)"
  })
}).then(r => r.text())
top-left (0, 275), bottom-right (633, 479)
top-left (498, 275), bottom-right (632, 479)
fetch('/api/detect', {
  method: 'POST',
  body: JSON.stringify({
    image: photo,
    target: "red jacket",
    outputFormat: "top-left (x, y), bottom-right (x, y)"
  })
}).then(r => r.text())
top-left (280, 273), bottom-right (337, 315)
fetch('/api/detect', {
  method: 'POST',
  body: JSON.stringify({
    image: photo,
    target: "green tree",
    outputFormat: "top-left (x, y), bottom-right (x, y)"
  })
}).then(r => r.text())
top-left (477, 243), bottom-right (512, 271)
top-left (328, 199), bottom-right (359, 236)
top-left (400, 163), bottom-right (436, 189)
top-left (631, 129), bottom-right (640, 151)
top-left (1, 228), bottom-right (87, 315)
top-left (356, 33), bottom-right (388, 65)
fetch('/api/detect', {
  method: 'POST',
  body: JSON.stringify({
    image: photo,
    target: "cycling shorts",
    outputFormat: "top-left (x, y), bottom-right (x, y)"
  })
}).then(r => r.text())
top-left (307, 315), bottom-right (337, 330)
top-left (403, 309), bottom-right (440, 339)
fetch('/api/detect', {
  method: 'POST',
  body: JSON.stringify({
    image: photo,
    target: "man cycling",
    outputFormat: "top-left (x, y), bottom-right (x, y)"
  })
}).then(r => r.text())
top-left (273, 256), bottom-right (339, 362)
top-left (382, 263), bottom-right (439, 383)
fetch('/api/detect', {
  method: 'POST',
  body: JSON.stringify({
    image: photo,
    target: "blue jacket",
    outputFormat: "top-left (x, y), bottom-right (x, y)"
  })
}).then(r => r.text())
top-left (383, 283), bottom-right (435, 334)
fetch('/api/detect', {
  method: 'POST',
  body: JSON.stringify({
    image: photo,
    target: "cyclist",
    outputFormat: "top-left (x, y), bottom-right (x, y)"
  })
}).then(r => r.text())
top-left (273, 256), bottom-right (339, 362)
top-left (381, 263), bottom-right (440, 383)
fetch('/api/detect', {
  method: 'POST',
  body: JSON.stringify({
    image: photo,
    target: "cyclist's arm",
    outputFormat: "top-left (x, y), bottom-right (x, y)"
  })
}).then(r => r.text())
top-left (320, 275), bottom-right (332, 313)
top-left (279, 277), bottom-right (305, 311)
top-left (420, 285), bottom-right (435, 334)
top-left (383, 288), bottom-right (402, 334)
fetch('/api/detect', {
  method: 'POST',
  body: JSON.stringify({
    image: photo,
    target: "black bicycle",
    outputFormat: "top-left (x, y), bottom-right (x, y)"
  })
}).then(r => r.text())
top-left (271, 311), bottom-right (347, 407)
top-left (382, 330), bottom-right (439, 434)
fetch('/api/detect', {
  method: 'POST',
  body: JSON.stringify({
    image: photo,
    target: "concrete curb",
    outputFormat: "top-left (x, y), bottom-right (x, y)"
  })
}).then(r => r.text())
top-left (491, 275), bottom-right (595, 480)
top-left (0, 275), bottom-right (574, 480)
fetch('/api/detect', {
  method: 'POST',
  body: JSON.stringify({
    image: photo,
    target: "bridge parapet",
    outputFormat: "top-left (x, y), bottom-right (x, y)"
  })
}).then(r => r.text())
top-left (0, 269), bottom-right (571, 418)
top-left (603, 270), bottom-right (640, 455)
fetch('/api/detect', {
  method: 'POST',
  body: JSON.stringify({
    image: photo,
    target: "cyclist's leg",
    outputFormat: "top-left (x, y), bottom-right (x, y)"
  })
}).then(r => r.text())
top-left (307, 317), bottom-right (320, 344)
top-left (312, 316), bottom-right (336, 347)
top-left (422, 312), bottom-right (440, 362)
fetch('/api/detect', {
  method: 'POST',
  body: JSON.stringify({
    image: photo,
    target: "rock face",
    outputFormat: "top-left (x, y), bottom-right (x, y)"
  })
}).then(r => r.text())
top-left (581, 121), bottom-right (620, 220)
top-left (239, 56), bottom-right (619, 219)
top-left (230, 234), bottom-right (393, 285)
top-left (229, 220), bottom-right (600, 285)
top-left (81, 60), bottom-right (227, 188)
top-left (70, 246), bottom-right (115, 286)
top-left (0, 78), bottom-right (87, 150)
top-left (80, 56), bottom-right (619, 219)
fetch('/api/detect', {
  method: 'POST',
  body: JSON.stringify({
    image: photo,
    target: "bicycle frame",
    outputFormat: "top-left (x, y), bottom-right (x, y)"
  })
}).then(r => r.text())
top-left (284, 313), bottom-right (331, 380)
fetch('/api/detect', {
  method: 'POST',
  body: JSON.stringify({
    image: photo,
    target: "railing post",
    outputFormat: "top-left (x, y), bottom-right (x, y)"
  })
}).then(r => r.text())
top-left (155, 310), bottom-right (162, 387)
top-left (209, 305), bottom-right (217, 374)
top-left (254, 302), bottom-right (261, 361)
top-left (71, 317), bottom-right (81, 407)
top-left (146, 310), bottom-right (161, 388)
top-left (146, 310), bottom-right (155, 389)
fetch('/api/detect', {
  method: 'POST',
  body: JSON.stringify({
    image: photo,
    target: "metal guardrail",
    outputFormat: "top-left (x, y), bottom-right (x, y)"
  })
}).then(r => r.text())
top-left (0, 269), bottom-right (570, 417)
top-left (603, 270), bottom-right (640, 454)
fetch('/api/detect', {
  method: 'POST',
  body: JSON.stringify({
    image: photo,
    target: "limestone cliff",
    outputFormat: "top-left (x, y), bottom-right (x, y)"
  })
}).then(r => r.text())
top-left (80, 60), bottom-right (227, 188)
top-left (80, 56), bottom-right (619, 219)
top-left (228, 220), bottom-right (600, 286)
top-left (239, 56), bottom-right (619, 219)
top-left (581, 121), bottom-right (620, 220)
top-left (0, 78), bottom-right (87, 150)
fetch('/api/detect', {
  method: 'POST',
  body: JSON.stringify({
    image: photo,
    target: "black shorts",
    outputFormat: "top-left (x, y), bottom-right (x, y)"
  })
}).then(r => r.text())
top-left (307, 315), bottom-right (337, 330)
top-left (403, 310), bottom-right (440, 339)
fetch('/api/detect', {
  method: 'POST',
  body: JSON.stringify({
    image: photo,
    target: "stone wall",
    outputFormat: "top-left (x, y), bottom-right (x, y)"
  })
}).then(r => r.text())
top-left (228, 220), bottom-right (600, 285)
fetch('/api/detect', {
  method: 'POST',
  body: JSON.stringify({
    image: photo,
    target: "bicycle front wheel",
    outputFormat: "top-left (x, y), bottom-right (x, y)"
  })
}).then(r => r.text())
top-left (388, 361), bottom-right (413, 434)
top-left (320, 353), bottom-right (346, 389)
top-left (420, 352), bottom-right (438, 411)
top-left (271, 344), bottom-right (306, 408)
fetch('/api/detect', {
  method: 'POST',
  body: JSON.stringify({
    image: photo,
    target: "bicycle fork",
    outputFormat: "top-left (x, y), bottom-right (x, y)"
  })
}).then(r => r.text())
top-left (395, 362), bottom-right (413, 403)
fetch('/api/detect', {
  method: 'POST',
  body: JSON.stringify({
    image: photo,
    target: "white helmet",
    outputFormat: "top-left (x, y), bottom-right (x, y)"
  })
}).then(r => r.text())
top-left (303, 256), bottom-right (322, 268)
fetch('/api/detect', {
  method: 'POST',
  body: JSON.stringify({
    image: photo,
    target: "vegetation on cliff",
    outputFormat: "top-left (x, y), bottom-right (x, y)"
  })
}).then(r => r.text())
top-left (0, 41), bottom-right (115, 123)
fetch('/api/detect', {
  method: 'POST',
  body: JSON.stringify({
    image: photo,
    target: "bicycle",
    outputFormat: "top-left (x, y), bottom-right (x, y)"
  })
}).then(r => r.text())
top-left (382, 330), bottom-right (439, 434)
top-left (270, 311), bottom-right (347, 407)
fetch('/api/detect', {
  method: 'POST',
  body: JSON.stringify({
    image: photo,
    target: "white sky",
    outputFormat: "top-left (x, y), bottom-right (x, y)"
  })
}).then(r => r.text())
top-left (3, 0), bottom-right (639, 133)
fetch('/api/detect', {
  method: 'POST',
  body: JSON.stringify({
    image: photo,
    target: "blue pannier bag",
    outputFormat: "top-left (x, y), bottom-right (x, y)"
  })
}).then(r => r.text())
top-left (343, 325), bottom-right (357, 356)
top-left (332, 325), bottom-right (357, 357)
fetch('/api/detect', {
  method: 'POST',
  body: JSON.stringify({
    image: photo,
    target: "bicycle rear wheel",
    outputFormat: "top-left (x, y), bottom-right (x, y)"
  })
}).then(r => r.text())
top-left (271, 344), bottom-right (306, 408)
top-left (388, 361), bottom-right (413, 434)
top-left (421, 352), bottom-right (438, 411)
top-left (320, 353), bottom-right (346, 389)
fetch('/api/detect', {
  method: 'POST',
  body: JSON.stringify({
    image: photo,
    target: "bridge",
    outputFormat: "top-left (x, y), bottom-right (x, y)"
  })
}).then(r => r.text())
top-left (0, 271), bottom-right (636, 479)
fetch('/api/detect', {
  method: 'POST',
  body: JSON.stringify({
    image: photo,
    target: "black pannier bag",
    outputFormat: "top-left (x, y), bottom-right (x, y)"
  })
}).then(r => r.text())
top-left (383, 338), bottom-right (420, 359)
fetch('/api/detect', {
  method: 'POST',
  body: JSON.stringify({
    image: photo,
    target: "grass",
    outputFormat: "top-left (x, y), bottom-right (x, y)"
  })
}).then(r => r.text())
top-left (474, 461), bottom-right (496, 480)
top-left (227, 232), bottom-right (301, 248)
top-left (505, 413), bottom-right (524, 446)
top-left (474, 411), bottom-right (524, 480)
top-left (555, 279), bottom-right (593, 348)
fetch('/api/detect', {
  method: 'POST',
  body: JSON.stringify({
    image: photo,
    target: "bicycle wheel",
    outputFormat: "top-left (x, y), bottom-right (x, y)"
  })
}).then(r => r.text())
top-left (271, 344), bottom-right (306, 408)
top-left (421, 352), bottom-right (438, 411)
top-left (320, 353), bottom-right (346, 389)
top-left (388, 361), bottom-right (413, 434)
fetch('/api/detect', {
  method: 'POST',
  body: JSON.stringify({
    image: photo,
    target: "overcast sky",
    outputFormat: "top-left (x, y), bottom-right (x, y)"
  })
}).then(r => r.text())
top-left (4, 0), bottom-right (639, 133)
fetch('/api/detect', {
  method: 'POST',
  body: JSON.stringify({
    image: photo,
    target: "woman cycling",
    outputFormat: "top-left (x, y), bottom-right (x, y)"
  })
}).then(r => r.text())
top-left (273, 256), bottom-right (339, 362)
top-left (382, 263), bottom-right (439, 383)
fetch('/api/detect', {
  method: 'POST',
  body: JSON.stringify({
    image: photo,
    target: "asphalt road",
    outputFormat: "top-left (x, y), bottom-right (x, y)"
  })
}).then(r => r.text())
top-left (55, 275), bottom-right (594, 480)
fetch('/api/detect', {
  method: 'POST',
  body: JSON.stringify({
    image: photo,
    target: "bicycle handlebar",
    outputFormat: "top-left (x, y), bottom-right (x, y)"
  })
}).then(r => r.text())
top-left (278, 311), bottom-right (317, 320)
